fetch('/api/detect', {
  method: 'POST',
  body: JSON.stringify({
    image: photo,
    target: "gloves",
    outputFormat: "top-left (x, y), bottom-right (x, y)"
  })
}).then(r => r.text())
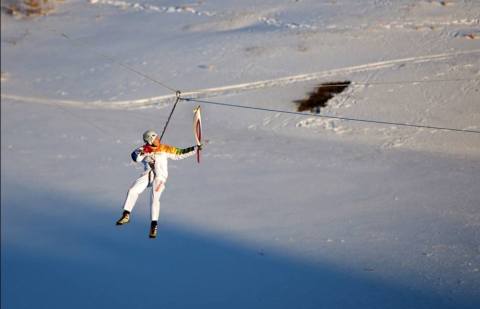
top-left (196, 144), bottom-right (203, 151)
top-left (144, 153), bottom-right (155, 164)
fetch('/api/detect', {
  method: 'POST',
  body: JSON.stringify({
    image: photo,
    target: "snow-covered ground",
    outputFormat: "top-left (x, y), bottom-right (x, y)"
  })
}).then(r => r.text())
top-left (2, 0), bottom-right (480, 308)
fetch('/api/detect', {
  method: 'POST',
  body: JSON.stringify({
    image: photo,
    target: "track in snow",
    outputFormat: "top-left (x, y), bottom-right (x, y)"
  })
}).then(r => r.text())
top-left (2, 49), bottom-right (479, 109)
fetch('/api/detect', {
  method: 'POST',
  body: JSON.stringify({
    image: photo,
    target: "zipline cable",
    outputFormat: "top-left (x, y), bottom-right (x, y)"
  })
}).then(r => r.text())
top-left (59, 32), bottom-right (179, 94)
top-left (175, 77), bottom-right (479, 103)
top-left (182, 97), bottom-right (480, 135)
top-left (55, 30), bottom-right (480, 137)
top-left (59, 31), bottom-right (182, 139)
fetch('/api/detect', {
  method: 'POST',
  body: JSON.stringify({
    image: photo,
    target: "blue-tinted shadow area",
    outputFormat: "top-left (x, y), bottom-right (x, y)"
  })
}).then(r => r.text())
top-left (2, 183), bottom-right (479, 309)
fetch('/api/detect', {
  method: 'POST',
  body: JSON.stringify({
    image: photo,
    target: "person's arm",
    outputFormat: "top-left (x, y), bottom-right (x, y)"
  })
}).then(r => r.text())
top-left (158, 144), bottom-right (200, 160)
top-left (131, 146), bottom-right (148, 162)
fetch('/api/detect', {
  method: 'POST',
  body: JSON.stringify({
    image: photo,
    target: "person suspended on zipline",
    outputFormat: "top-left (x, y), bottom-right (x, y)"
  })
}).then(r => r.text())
top-left (116, 130), bottom-right (202, 238)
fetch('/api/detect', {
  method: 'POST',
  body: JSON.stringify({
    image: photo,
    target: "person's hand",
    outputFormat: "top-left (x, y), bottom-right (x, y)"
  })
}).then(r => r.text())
top-left (144, 153), bottom-right (155, 163)
top-left (196, 144), bottom-right (203, 151)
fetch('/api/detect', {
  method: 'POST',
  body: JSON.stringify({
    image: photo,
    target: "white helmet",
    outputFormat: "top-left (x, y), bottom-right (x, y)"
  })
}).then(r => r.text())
top-left (143, 130), bottom-right (158, 145)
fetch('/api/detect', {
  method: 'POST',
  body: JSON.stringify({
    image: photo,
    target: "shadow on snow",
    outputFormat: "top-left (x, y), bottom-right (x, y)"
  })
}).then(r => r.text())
top-left (2, 183), bottom-right (479, 309)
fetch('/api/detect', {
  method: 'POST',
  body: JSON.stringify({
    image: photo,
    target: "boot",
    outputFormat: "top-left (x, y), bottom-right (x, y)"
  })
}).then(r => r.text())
top-left (116, 210), bottom-right (130, 225)
top-left (149, 221), bottom-right (158, 238)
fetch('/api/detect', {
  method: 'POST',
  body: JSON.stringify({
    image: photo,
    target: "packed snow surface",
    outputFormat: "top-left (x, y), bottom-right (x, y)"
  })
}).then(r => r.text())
top-left (2, 0), bottom-right (480, 308)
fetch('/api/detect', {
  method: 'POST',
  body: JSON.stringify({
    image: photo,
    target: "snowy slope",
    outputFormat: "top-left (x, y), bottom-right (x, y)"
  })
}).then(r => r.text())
top-left (2, 0), bottom-right (480, 308)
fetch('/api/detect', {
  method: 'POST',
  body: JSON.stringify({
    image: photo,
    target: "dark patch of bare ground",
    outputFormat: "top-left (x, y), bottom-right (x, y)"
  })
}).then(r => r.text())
top-left (295, 81), bottom-right (351, 113)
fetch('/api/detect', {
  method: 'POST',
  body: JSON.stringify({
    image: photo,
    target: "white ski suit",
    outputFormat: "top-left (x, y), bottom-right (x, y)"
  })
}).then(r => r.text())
top-left (122, 143), bottom-right (196, 221)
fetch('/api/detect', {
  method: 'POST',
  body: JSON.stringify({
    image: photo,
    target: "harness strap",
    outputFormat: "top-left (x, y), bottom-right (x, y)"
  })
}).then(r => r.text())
top-left (148, 161), bottom-right (156, 186)
top-left (159, 91), bottom-right (182, 141)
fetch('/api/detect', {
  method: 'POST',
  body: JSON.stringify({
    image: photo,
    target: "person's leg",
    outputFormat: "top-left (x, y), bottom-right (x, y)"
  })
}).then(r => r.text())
top-left (150, 178), bottom-right (165, 222)
top-left (116, 173), bottom-right (150, 225)
top-left (149, 178), bottom-right (165, 238)
top-left (123, 173), bottom-right (149, 213)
